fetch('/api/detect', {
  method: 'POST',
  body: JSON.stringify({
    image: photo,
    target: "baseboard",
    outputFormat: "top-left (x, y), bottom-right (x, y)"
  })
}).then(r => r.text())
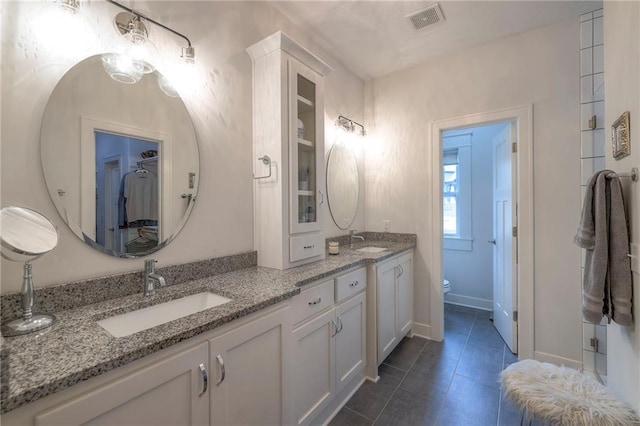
top-left (411, 322), bottom-right (432, 340)
top-left (534, 351), bottom-right (583, 370)
top-left (444, 293), bottom-right (492, 311)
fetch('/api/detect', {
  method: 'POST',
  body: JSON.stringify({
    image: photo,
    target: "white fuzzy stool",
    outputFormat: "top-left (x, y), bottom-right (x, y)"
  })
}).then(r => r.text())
top-left (501, 360), bottom-right (639, 426)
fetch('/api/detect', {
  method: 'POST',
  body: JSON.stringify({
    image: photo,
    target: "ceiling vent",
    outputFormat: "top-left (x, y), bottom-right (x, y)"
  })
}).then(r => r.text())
top-left (406, 3), bottom-right (445, 31)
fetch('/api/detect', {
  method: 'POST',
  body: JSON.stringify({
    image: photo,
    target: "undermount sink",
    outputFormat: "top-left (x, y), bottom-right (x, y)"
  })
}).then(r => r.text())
top-left (97, 292), bottom-right (232, 338)
top-left (356, 246), bottom-right (387, 253)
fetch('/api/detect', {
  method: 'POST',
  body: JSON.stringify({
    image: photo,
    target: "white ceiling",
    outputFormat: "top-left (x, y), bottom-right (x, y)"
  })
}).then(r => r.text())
top-left (271, 0), bottom-right (602, 80)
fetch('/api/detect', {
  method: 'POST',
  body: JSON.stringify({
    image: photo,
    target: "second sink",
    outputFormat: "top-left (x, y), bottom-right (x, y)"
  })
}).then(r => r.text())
top-left (97, 292), bottom-right (232, 338)
top-left (356, 246), bottom-right (386, 253)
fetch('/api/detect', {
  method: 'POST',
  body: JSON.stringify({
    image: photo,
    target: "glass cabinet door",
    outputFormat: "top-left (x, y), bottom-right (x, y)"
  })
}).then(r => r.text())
top-left (290, 60), bottom-right (323, 234)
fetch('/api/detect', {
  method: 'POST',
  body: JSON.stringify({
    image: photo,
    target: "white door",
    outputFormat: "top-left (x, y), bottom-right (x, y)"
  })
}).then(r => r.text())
top-left (492, 124), bottom-right (518, 353)
top-left (376, 259), bottom-right (398, 363)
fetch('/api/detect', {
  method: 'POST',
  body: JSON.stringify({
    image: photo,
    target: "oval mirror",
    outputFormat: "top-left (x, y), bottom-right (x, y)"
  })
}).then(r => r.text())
top-left (41, 54), bottom-right (199, 257)
top-left (326, 140), bottom-right (359, 230)
top-left (1, 206), bottom-right (59, 263)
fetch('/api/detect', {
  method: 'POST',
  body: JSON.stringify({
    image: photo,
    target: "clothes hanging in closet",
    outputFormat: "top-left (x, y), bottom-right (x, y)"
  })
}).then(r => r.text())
top-left (122, 171), bottom-right (159, 225)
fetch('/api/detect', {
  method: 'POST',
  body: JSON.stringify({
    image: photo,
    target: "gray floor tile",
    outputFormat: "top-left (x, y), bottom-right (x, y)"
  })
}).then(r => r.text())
top-left (424, 331), bottom-right (468, 360)
top-left (346, 363), bottom-right (405, 420)
top-left (499, 392), bottom-right (523, 426)
top-left (400, 352), bottom-right (457, 404)
top-left (444, 310), bottom-right (476, 334)
top-left (383, 336), bottom-right (428, 371)
top-left (475, 309), bottom-right (493, 323)
top-left (438, 374), bottom-right (500, 426)
top-left (503, 348), bottom-right (518, 368)
top-left (329, 407), bottom-right (373, 426)
top-left (374, 388), bottom-right (441, 426)
top-left (468, 321), bottom-right (507, 351)
top-left (456, 342), bottom-right (503, 388)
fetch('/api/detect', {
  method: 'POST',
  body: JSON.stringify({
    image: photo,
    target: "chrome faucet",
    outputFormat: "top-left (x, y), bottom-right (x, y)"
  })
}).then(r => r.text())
top-left (144, 259), bottom-right (166, 297)
top-left (349, 230), bottom-right (365, 249)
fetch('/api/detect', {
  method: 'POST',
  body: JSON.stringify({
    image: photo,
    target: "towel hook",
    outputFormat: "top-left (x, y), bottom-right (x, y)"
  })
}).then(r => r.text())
top-left (252, 155), bottom-right (272, 180)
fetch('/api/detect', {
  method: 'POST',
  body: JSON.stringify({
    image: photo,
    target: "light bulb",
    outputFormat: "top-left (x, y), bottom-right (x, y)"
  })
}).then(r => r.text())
top-left (101, 53), bottom-right (144, 84)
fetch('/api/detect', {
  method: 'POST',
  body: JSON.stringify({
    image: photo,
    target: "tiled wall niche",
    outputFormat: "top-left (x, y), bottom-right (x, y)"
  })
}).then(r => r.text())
top-left (579, 8), bottom-right (607, 382)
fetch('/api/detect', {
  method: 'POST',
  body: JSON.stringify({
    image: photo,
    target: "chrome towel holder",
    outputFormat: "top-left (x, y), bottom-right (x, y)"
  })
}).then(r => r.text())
top-left (607, 167), bottom-right (638, 182)
top-left (253, 155), bottom-right (272, 180)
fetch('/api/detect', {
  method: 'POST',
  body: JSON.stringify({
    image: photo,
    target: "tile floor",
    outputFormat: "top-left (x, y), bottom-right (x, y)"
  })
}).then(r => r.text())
top-left (329, 304), bottom-right (522, 426)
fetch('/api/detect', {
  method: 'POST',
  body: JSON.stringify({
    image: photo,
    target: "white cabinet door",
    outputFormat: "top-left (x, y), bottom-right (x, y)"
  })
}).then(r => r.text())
top-left (292, 308), bottom-right (336, 425)
top-left (397, 253), bottom-right (414, 337)
top-left (335, 292), bottom-right (366, 395)
top-left (377, 259), bottom-right (398, 363)
top-left (209, 307), bottom-right (291, 426)
top-left (36, 342), bottom-right (209, 426)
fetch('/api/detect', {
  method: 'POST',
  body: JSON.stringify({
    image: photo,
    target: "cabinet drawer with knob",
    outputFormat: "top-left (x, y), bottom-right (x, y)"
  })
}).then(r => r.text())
top-left (290, 232), bottom-right (324, 262)
top-left (291, 279), bottom-right (335, 325)
top-left (335, 267), bottom-right (366, 302)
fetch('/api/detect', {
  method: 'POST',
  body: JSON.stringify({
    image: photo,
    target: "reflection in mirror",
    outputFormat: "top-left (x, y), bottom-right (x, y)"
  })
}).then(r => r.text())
top-left (41, 54), bottom-right (199, 257)
top-left (1, 206), bottom-right (59, 336)
top-left (326, 135), bottom-right (359, 230)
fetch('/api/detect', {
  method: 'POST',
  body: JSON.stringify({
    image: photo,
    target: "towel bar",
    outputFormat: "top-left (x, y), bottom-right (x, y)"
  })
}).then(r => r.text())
top-left (607, 167), bottom-right (638, 182)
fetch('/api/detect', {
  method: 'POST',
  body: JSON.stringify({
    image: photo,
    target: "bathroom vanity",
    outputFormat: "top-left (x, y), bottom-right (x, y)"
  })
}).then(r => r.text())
top-left (1, 238), bottom-right (414, 425)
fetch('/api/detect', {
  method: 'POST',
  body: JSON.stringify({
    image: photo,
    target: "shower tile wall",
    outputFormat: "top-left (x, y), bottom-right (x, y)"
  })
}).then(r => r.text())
top-left (579, 8), bottom-right (607, 381)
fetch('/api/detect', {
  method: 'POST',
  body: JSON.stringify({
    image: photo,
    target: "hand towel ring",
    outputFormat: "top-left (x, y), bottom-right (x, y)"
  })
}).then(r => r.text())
top-left (252, 155), bottom-right (272, 180)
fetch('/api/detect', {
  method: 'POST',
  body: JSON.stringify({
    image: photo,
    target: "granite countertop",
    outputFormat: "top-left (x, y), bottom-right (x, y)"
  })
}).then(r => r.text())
top-left (0, 238), bottom-right (414, 414)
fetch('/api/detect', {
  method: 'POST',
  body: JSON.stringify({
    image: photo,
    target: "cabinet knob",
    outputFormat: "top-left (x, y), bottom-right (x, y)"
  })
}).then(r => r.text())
top-left (349, 280), bottom-right (359, 287)
top-left (308, 297), bottom-right (322, 306)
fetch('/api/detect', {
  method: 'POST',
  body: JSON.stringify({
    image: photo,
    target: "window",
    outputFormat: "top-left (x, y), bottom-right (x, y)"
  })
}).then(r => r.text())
top-left (442, 134), bottom-right (472, 251)
top-left (443, 150), bottom-right (459, 236)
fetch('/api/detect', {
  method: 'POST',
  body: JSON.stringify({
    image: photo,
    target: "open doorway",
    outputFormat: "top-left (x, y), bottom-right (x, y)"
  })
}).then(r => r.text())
top-left (441, 122), bottom-right (517, 353)
top-left (429, 105), bottom-right (533, 359)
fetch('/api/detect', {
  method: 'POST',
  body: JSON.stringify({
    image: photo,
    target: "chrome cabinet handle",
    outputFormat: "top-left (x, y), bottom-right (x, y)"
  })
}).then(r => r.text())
top-left (400, 265), bottom-right (404, 276)
top-left (303, 244), bottom-right (315, 249)
top-left (331, 320), bottom-right (337, 337)
top-left (488, 239), bottom-right (496, 245)
top-left (337, 317), bottom-right (344, 334)
top-left (349, 280), bottom-right (359, 288)
top-left (215, 354), bottom-right (225, 386)
top-left (319, 190), bottom-right (325, 205)
top-left (199, 363), bottom-right (208, 396)
top-left (308, 297), bottom-right (322, 306)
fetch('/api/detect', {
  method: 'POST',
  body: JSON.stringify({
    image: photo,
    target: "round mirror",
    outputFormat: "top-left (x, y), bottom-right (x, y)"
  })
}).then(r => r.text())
top-left (326, 140), bottom-right (359, 230)
top-left (41, 54), bottom-right (199, 258)
top-left (1, 206), bottom-right (58, 263)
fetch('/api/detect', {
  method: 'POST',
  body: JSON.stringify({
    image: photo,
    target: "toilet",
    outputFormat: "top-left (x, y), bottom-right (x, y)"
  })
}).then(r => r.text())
top-left (443, 279), bottom-right (451, 294)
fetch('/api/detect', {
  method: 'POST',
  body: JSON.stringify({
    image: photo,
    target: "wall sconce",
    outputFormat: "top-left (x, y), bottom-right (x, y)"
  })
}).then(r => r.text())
top-left (101, 0), bottom-right (196, 84)
top-left (335, 115), bottom-right (366, 136)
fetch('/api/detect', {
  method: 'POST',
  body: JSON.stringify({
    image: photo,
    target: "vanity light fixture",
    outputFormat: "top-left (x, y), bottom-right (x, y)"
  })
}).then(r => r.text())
top-left (336, 115), bottom-right (366, 136)
top-left (102, 0), bottom-right (196, 84)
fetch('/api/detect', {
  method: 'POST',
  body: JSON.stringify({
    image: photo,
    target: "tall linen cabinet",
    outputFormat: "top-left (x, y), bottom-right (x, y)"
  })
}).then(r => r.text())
top-left (247, 32), bottom-right (333, 269)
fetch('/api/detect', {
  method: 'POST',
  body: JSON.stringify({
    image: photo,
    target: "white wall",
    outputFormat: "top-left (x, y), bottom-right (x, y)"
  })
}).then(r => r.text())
top-left (365, 18), bottom-right (583, 364)
top-left (604, 1), bottom-right (640, 413)
top-left (443, 124), bottom-right (504, 311)
top-left (0, 1), bottom-right (364, 292)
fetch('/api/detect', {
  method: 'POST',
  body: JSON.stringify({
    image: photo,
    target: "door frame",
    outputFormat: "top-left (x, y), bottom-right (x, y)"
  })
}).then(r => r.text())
top-left (429, 105), bottom-right (533, 359)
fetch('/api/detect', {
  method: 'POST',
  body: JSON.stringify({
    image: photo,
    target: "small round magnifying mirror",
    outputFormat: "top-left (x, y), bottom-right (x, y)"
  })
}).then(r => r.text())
top-left (1, 206), bottom-right (59, 336)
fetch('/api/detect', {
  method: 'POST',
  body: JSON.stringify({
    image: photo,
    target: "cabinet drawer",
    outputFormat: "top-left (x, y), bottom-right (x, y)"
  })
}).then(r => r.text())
top-left (290, 233), bottom-right (324, 262)
top-left (335, 268), bottom-right (366, 302)
top-left (292, 279), bottom-right (334, 325)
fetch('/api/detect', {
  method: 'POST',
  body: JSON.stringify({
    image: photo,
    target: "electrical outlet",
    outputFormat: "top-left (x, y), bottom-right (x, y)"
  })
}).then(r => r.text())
top-left (383, 220), bottom-right (390, 232)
